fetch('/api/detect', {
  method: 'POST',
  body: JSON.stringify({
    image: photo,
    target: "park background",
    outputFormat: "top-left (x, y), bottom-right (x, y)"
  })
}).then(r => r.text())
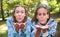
top-left (0, 0), bottom-right (60, 37)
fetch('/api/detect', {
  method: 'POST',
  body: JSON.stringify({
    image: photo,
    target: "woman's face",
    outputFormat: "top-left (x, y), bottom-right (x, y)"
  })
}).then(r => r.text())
top-left (37, 8), bottom-right (49, 24)
top-left (14, 6), bottom-right (26, 22)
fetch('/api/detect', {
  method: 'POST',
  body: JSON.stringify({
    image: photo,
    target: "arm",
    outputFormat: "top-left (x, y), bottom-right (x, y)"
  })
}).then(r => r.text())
top-left (48, 21), bottom-right (57, 37)
top-left (35, 29), bottom-right (41, 37)
top-left (20, 17), bottom-right (32, 37)
top-left (31, 23), bottom-right (41, 37)
top-left (26, 18), bottom-right (32, 37)
top-left (31, 22), bottom-right (36, 37)
top-left (6, 18), bottom-right (14, 37)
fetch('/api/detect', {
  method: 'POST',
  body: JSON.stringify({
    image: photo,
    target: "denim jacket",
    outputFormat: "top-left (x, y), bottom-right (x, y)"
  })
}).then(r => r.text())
top-left (6, 17), bottom-right (32, 37)
top-left (31, 18), bottom-right (57, 37)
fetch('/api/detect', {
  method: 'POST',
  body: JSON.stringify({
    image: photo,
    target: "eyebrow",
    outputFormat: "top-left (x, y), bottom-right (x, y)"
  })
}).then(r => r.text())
top-left (15, 10), bottom-right (25, 12)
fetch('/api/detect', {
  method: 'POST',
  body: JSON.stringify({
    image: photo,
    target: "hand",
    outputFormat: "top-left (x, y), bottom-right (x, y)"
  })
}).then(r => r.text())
top-left (14, 22), bottom-right (27, 29)
top-left (19, 23), bottom-right (25, 29)
top-left (13, 23), bottom-right (20, 32)
top-left (13, 21), bottom-right (27, 32)
top-left (41, 28), bottom-right (47, 33)
top-left (34, 25), bottom-right (41, 32)
top-left (41, 25), bottom-right (50, 33)
top-left (34, 25), bottom-right (41, 37)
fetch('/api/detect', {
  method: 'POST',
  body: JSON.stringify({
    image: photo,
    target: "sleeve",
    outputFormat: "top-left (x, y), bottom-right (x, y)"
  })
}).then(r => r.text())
top-left (25, 24), bottom-right (31, 37)
top-left (48, 21), bottom-right (57, 37)
top-left (24, 17), bottom-right (32, 37)
top-left (6, 18), bottom-right (14, 37)
top-left (31, 22), bottom-right (36, 37)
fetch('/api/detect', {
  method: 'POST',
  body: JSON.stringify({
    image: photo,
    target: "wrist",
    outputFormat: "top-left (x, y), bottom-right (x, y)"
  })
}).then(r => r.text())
top-left (36, 30), bottom-right (41, 34)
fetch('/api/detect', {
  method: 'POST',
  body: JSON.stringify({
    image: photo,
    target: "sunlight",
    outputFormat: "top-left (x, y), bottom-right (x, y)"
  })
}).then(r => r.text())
top-left (0, 24), bottom-right (8, 33)
top-left (55, 18), bottom-right (60, 22)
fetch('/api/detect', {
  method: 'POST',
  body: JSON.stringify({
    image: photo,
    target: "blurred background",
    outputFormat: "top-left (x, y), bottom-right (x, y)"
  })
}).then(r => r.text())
top-left (0, 0), bottom-right (60, 37)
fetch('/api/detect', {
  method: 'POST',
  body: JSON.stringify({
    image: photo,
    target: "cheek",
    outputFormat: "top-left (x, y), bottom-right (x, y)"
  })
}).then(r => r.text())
top-left (36, 15), bottom-right (40, 20)
top-left (14, 14), bottom-right (18, 18)
top-left (21, 13), bottom-right (26, 17)
top-left (45, 15), bottom-right (49, 19)
top-left (37, 15), bottom-right (42, 20)
top-left (36, 15), bottom-right (40, 21)
top-left (14, 13), bottom-right (18, 17)
top-left (42, 15), bottom-right (49, 19)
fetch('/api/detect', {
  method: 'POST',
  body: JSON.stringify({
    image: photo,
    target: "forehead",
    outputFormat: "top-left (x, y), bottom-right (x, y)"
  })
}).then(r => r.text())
top-left (15, 6), bottom-right (25, 11)
top-left (37, 8), bottom-right (48, 13)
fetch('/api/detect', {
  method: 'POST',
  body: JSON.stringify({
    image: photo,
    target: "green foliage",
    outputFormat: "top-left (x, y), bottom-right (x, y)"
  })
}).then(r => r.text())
top-left (0, 0), bottom-right (60, 37)
top-left (48, 0), bottom-right (60, 13)
top-left (0, 0), bottom-right (60, 19)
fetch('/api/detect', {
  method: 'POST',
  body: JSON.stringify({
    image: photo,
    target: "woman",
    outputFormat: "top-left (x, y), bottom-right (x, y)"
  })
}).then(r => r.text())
top-left (6, 5), bottom-right (31, 37)
top-left (31, 4), bottom-right (57, 37)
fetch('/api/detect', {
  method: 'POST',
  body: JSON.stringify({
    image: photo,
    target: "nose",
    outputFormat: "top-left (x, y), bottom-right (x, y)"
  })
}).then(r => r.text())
top-left (18, 12), bottom-right (21, 16)
top-left (40, 14), bottom-right (44, 18)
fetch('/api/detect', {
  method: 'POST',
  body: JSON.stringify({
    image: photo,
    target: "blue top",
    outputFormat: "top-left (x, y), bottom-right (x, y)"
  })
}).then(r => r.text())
top-left (6, 17), bottom-right (32, 37)
top-left (31, 18), bottom-right (57, 37)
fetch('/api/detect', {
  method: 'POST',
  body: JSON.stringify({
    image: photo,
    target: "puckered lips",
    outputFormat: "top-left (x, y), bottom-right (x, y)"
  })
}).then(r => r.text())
top-left (40, 20), bottom-right (45, 22)
top-left (18, 18), bottom-right (22, 20)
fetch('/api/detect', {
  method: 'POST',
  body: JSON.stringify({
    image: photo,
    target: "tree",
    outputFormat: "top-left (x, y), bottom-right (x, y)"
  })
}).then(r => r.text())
top-left (1, 0), bottom-right (5, 21)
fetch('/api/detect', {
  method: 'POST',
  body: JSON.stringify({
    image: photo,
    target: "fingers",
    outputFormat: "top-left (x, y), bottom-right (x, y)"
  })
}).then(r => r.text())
top-left (41, 25), bottom-right (50, 33)
top-left (34, 25), bottom-right (50, 33)
top-left (34, 25), bottom-right (40, 28)
top-left (34, 25), bottom-right (41, 32)
top-left (41, 29), bottom-right (47, 33)
top-left (13, 22), bottom-right (20, 32)
top-left (34, 25), bottom-right (41, 29)
top-left (13, 23), bottom-right (16, 25)
top-left (13, 22), bottom-right (27, 30)
top-left (19, 23), bottom-right (25, 29)
top-left (41, 25), bottom-right (50, 29)
top-left (23, 21), bottom-right (27, 25)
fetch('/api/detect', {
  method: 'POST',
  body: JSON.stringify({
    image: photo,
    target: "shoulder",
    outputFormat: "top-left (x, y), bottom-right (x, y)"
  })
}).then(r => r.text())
top-left (48, 18), bottom-right (57, 26)
top-left (6, 17), bottom-right (13, 22)
top-left (50, 18), bottom-right (57, 23)
top-left (26, 17), bottom-right (33, 26)
top-left (27, 17), bottom-right (32, 22)
top-left (27, 17), bottom-right (31, 20)
top-left (6, 17), bottom-right (13, 25)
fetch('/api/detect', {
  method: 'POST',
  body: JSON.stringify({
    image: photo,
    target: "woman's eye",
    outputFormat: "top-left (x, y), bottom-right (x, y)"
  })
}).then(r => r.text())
top-left (43, 13), bottom-right (46, 16)
top-left (16, 12), bottom-right (19, 13)
top-left (38, 13), bottom-right (41, 16)
top-left (21, 10), bottom-right (25, 14)
top-left (15, 11), bottom-right (19, 13)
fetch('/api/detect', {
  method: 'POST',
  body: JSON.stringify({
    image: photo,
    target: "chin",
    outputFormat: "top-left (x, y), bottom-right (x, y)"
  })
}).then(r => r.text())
top-left (40, 22), bottom-right (45, 24)
top-left (17, 20), bottom-right (22, 22)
